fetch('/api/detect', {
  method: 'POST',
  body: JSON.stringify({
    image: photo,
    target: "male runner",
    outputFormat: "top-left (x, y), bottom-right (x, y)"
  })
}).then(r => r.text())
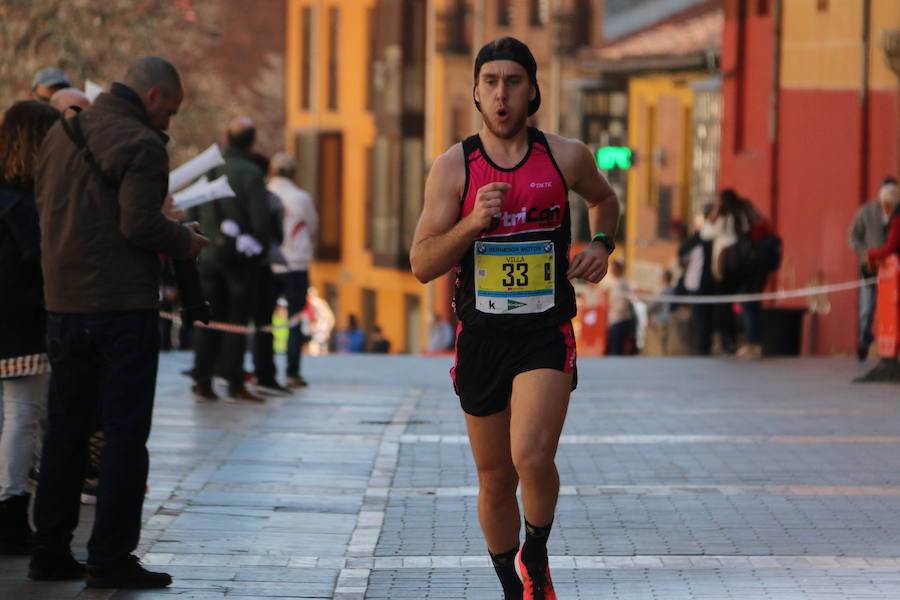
top-left (410, 37), bottom-right (619, 600)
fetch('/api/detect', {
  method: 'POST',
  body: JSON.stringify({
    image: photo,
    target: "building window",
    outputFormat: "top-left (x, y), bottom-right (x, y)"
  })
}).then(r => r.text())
top-left (497, 0), bottom-right (512, 26)
top-left (317, 132), bottom-right (342, 259)
top-left (300, 6), bottom-right (312, 110)
top-left (327, 7), bottom-right (339, 110)
top-left (295, 130), bottom-right (343, 261)
top-left (529, 0), bottom-right (549, 26)
top-left (438, 0), bottom-right (470, 54)
top-left (816, 0), bottom-right (828, 12)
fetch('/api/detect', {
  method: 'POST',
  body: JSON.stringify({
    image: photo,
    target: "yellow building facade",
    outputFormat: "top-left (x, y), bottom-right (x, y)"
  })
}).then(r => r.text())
top-left (285, 0), bottom-right (428, 353)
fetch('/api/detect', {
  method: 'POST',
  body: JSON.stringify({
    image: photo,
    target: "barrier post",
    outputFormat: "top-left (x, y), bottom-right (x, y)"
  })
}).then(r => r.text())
top-left (876, 255), bottom-right (900, 359)
top-left (856, 255), bottom-right (900, 383)
top-left (578, 288), bottom-right (608, 357)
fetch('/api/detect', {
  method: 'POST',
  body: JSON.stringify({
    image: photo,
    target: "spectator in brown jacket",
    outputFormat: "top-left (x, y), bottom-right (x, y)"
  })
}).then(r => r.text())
top-left (30, 56), bottom-right (207, 590)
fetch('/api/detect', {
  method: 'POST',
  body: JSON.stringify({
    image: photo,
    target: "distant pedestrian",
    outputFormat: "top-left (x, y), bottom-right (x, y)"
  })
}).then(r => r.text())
top-left (189, 117), bottom-right (270, 403)
top-left (267, 151), bottom-right (318, 387)
top-left (32, 56), bottom-right (207, 588)
top-left (427, 312), bottom-right (454, 353)
top-left (0, 100), bottom-right (59, 554)
top-left (678, 204), bottom-right (716, 354)
top-left (29, 66), bottom-right (71, 103)
top-left (49, 88), bottom-right (90, 117)
top-left (247, 152), bottom-right (292, 397)
top-left (368, 325), bottom-right (391, 353)
top-left (336, 315), bottom-right (366, 353)
top-left (850, 176), bottom-right (900, 361)
top-left (606, 261), bottom-right (637, 355)
top-left (701, 189), bottom-right (764, 356)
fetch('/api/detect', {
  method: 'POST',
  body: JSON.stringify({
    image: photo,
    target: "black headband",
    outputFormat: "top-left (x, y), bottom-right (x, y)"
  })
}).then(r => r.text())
top-left (473, 37), bottom-right (541, 116)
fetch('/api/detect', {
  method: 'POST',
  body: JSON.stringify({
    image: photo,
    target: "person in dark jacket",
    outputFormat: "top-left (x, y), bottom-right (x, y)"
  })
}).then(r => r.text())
top-left (32, 56), bottom-right (207, 589)
top-left (0, 100), bottom-right (59, 555)
top-left (188, 117), bottom-right (270, 403)
top-left (678, 204), bottom-right (716, 355)
top-left (246, 152), bottom-right (291, 396)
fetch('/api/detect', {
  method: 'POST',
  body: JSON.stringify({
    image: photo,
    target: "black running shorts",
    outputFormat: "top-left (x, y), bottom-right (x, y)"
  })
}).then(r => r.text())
top-left (450, 321), bottom-right (577, 417)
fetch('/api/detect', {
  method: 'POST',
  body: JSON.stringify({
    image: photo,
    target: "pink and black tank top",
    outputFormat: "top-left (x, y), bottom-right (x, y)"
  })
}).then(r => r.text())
top-left (454, 127), bottom-right (575, 333)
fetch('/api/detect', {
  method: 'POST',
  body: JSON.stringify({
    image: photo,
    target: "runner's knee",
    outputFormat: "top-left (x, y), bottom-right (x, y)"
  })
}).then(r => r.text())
top-left (477, 465), bottom-right (518, 501)
top-left (512, 445), bottom-right (556, 479)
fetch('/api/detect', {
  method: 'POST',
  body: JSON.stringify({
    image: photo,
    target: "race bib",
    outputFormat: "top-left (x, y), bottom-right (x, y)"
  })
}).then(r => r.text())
top-left (474, 241), bottom-right (555, 314)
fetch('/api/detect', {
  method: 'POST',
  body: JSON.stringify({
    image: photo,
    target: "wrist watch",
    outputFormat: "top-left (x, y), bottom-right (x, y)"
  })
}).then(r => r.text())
top-left (591, 233), bottom-right (615, 255)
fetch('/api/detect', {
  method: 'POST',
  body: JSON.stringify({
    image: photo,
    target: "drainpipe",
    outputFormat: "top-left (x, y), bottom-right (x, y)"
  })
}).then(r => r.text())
top-left (425, 0), bottom-right (436, 324)
top-left (859, 0), bottom-right (871, 205)
top-left (768, 0), bottom-right (782, 231)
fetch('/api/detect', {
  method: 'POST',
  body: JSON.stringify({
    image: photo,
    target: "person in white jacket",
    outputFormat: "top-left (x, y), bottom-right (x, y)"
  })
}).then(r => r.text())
top-left (267, 152), bottom-right (318, 387)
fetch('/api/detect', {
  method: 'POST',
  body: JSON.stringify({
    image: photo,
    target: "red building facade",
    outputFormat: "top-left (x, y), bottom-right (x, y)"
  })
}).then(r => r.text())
top-left (720, 0), bottom-right (899, 354)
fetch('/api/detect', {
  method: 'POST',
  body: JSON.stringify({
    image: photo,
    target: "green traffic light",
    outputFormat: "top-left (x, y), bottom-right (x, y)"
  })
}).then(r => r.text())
top-left (596, 146), bottom-right (632, 170)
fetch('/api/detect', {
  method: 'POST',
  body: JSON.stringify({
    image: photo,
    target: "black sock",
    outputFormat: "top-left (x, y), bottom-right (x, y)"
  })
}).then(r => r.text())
top-left (521, 517), bottom-right (553, 564)
top-left (490, 544), bottom-right (523, 598)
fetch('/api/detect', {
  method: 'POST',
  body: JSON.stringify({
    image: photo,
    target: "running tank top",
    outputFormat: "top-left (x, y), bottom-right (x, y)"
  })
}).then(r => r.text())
top-left (454, 127), bottom-right (575, 333)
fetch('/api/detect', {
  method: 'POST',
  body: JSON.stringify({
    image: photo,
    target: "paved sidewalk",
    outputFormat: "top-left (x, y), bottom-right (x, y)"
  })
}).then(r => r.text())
top-left (1, 353), bottom-right (899, 599)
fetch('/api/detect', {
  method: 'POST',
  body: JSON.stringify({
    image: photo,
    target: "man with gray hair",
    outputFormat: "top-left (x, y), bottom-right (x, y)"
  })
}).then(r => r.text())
top-left (31, 55), bottom-right (207, 589)
top-left (849, 177), bottom-right (900, 361)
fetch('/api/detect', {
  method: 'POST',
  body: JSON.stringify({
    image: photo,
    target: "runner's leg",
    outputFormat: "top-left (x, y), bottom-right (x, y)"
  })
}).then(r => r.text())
top-left (465, 405), bottom-right (523, 597)
top-left (510, 368), bottom-right (571, 527)
top-left (464, 405), bottom-right (520, 552)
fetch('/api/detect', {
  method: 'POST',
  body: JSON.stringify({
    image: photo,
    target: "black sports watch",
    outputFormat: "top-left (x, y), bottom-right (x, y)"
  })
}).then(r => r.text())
top-left (590, 233), bottom-right (615, 255)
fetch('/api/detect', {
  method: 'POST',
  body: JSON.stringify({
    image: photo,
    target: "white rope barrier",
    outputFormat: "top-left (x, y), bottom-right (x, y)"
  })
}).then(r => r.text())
top-left (638, 277), bottom-right (876, 305)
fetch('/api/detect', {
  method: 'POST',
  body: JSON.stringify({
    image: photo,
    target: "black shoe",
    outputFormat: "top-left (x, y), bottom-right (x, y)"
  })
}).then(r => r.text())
top-left (0, 493), bottom-right (32, 555)
top-left (86, 555), bottom-right (172, 589)
top-left (226, 387), bottom-right (266, 404)
top-left (28, 547), bottom-right (85, 580)
top-left (192, 383), bottom-right (219, 403)
top-left (858, 345), bottom-right (870, 362)
top-left (254, 379), bottom-right (292, 397)
top-left (285, 375), bottom-right (309, 388)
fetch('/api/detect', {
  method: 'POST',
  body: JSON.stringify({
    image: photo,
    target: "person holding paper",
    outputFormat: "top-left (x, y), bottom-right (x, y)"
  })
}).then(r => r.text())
top-left (32, 56), bottom-right (207, 589)
top-left (188, 117), bottom-right (270, 404)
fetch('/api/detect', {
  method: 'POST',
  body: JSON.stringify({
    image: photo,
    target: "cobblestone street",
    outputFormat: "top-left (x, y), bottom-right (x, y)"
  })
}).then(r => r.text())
top-left (2, 354), bottom-right (900, 599)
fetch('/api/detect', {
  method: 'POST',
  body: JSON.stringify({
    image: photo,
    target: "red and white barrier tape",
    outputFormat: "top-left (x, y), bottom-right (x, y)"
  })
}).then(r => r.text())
top-left (159, 310), bottom-right (306, 335)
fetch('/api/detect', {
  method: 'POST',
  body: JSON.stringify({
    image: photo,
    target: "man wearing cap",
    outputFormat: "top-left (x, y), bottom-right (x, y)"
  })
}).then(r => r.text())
top-left (410, 37), bottom-right (620, 600)
top-left (30, 67), bottom-right (72, 102)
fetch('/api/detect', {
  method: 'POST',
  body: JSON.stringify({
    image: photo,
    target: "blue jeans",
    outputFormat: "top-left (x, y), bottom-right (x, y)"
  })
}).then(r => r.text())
top-left (859, 280), bottom-right (877, 350)
top-left (741, 301), bottom-right (762, 346)
top-left (33, 310), bottom-right (159, 566)
top-left (276, 270), bottom-right (309, 378)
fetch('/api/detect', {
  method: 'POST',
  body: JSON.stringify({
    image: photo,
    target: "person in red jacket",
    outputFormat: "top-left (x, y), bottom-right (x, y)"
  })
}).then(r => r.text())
top-left (868, 194), bottom-right (900, 271)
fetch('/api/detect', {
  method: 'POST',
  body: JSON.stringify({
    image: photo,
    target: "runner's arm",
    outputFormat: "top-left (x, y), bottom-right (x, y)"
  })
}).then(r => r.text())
top-left (562, 139), bottom-right (619, 282)
top-left (410, 147), bottom-right (494, 283)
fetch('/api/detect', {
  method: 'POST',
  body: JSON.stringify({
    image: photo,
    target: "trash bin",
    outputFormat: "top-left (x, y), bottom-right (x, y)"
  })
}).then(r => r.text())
top-left (760, 307), bottom-right (806, 356)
